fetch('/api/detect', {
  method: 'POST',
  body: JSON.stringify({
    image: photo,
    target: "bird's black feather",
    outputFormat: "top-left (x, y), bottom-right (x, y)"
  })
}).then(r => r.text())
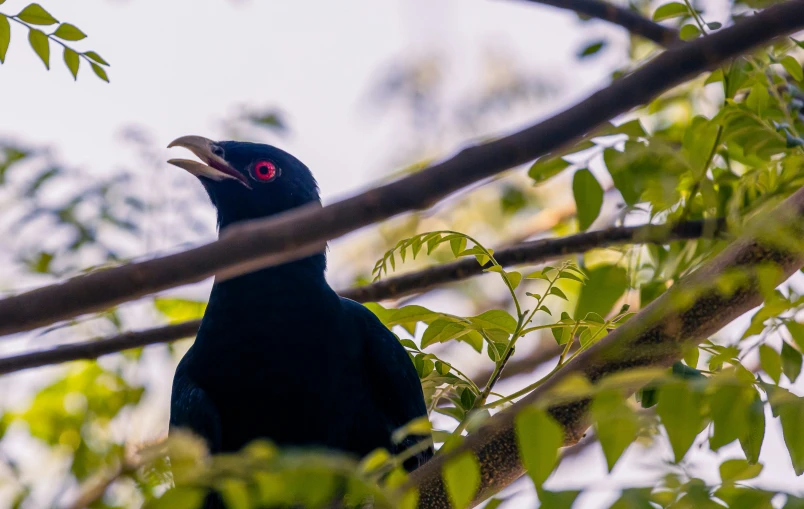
top-left (169, 141), bottom-right (432, 506)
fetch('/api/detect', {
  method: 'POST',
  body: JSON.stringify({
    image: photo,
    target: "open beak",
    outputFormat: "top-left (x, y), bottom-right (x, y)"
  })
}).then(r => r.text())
top-left (167, 135), bottom-right (251, 188)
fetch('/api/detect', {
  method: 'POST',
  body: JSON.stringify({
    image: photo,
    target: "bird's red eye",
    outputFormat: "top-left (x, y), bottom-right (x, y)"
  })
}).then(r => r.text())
top-left (252, 161), bottom-right (277, 182)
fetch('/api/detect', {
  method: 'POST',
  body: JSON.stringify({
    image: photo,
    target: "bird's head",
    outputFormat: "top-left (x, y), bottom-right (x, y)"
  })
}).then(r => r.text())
top-left (167, 135), bottom-right (320, 230)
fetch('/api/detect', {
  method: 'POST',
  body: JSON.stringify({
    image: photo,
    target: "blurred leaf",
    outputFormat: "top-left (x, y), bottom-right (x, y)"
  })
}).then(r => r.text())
top-left (578, 40), bottom-right (606, 59)
top-left (516, 406), bottom-right (563, 488)
top-left (680, 24), bottom-right (701, 41)
top-left (145, 487), bottom-right (206, 509)
top-left (575, 265), bottom-right (628, 319)
top-left (720, 458), bottom-right (763, 482)
top-left (53, 23), bottom-right (86, 41)
top-left (653, 2), bottom-right (688, 21)
top-left (17, 3), bottom-right (58, 25)
top-left (591, 391), bottom-right (638, 471)
top-left (573, 169), bottom-right (603, 231)
top-left (711, 382), bottom-right (754, 450)
top-left (781, 56), bottom-right (804, 82)
top-left (786, 321), bottom-right (804, 351)
top-left (154, 298), bottom-right (207, 324)
top-left (539, 490), bottom-right (581, 509)
top-left (781, 341), bottom-right (802, 382)
top-left (443, 452), bottom-right (480, 509)
top-left (27, 28), bottom-right (49, 69)
top-left (657, 382), bottom-right (704, 462)
top-left (739, 390), bottom-right (766, 464)
top-left (776, 395), bottom-right (804, 475)
top-left (759, 344), bottom-right (782, 384)
top-left (529, 157), bottom-right (569, 184)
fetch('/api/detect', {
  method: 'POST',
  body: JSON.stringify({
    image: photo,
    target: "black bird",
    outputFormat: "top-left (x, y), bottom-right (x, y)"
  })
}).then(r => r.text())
top-left (166, 136), bottom-right (432, 503)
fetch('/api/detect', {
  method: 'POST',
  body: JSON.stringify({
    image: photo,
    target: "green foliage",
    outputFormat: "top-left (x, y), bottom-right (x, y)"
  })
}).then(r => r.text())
top-left (0, 2), bottom-right (109, 81)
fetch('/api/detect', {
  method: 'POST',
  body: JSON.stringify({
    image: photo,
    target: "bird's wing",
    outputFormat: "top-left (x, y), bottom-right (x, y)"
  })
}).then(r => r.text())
top-left (343, 298), bottom-right (434, 470)
top-left (170, 358), bottom-right (223, 454)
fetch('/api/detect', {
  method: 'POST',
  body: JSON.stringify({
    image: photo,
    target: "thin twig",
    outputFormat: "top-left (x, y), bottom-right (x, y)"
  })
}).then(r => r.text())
top-left (519, 0), bottom-right (680, 47)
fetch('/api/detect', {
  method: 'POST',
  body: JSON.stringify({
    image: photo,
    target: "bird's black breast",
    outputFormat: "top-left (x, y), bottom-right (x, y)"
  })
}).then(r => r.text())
top-left (170, 263), bottom-right (429, 466)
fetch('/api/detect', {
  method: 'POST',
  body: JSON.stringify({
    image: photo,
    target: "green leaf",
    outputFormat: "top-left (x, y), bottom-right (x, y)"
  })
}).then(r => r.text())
top-left (706, 21), bottom-right (722, 30)
top-left (469, 310), bottom-right (517, 334)
top-left (443, 452), bottom-right (480, 509)
top-left (710, 383), bottom-right (754, 450)
top-left (16, 3), bottom-right (58, 25)
top-left (154, 298), bottom-right (207, 324)
top-left (539, 490), bottom-right (581, 509)
top-left (720, 459), bottom-right (763, 482)
top-left (516, 406), bottom-right (563, 488)
top-left (450, 236), bottom-right (467, 257)
top-left (739, 391), bottom-right (765, 464)
top-left (528, 157), bottom-right (570, 184)
top-left (652, 2), bottom-right (688, 21)
top-left (591, 391), bottom-right (639, 471)
top-left (578, 40), bottom-right (606, 58)
top-left (782, 56), bottom-right (804, 82)
top-left (53, 23), bottom-right (86, 41)
top-left (421, 319), bottom-right (472, 349)
top-left (63, 47), bottom-right (78, 80)
top-left (90, 62), bottom-right (109, 82)
top-left (575, 265), bottom-right (628, 319)
top-left (550, 287), bottom-right (568, 301)
top-left (680, 24), bottom-right (700, 41)
top-left (759, 344), bottom-right (782, 384)
top-left (84, 50), bottom-right (109, 65)
top-left (781, 341), bottom-right (802, 382)
top-left (148, 487), bottom-right (206, 509)
top-left (27, 28), bottom-right (49, 69)
top-left (573, 169), bottom-right (604, 231)
top-left (506, 270), bottom-right (522, 289)
top-left (777, 397), bottom-right (804, 475)
top-left (656, 382), bottom-right (704, 462)
top-left (0, 15), bottom-right (9, 63)
top-left (785, 321), bottom-right (804, 351)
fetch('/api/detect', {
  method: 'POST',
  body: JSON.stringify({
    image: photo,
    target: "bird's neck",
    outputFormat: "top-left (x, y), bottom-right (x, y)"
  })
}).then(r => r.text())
top-left (208, 252), bottom-right (335, 312)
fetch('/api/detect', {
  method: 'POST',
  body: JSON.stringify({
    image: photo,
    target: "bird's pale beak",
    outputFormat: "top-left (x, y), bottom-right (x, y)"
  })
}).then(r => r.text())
top-left (167, 135), bottom-right (251, 188)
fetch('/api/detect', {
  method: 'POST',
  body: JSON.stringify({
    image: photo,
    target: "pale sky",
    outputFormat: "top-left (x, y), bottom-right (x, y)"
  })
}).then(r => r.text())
top-left (1, 0), bottom-right (802, 507)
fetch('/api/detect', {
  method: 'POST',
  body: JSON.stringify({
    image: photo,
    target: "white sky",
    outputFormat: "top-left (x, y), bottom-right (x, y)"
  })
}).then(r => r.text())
top-left (1, 0), bottom-right (802, 507)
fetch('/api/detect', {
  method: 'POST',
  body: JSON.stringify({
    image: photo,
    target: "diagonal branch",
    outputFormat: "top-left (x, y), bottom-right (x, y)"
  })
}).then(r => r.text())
top-left (407, 187), bottom-right (804, 508)
top-left (0, 1), bottom-right (801, 339)
top-left (519, 0), bottom-right (680, 47)
top-left (0, 220), bottom-right (724, 375)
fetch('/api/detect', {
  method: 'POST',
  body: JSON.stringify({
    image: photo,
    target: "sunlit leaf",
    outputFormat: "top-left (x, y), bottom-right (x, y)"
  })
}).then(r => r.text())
top-left (443, 452), bottom-right (480, 509)
top-left (53, 23), bottom-right (86, 41)
top-left (720, 458), bottom-right (763, 482)
top-left (575, 265), bottom-right (628, 319)
top-left (652, 2), bottom-right (688, 21)
top-left (573, 169), bottom-right (604, 231)
top-left (781, 55), bottom-right (804, 82)
top-left (516, 406), bottom-right (563, 488)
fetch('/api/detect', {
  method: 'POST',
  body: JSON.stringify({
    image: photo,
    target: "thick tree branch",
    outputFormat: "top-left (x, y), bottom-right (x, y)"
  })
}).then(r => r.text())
top-left (520, 0), bottom-right (680, 47)
top-left (0, 220), bottom-right (723, 375)
top-left (0, 2), bottom-right (800, 339)
top-left (407, 187), bottom-right (804, 508)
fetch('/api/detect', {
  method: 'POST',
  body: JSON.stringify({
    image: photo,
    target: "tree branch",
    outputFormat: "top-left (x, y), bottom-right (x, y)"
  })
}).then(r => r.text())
top-left (519, 0), bottom-right (680, 47)
top-left (0, 2), bottom-right (800, 339)
top-left (407, 186), bottom-right (804, 508)
top-left (0, 220), bottom-right (723, 375)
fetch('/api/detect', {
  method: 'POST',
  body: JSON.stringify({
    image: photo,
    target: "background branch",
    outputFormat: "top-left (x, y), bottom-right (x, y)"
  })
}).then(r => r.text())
top-left (520, 0), bottom-right (680, 46)
top-left (0, 1), bottom-right (795, 338)
top-left (407, 186), bottom-right (804, 508)
top-left (0, 220), bottom-right (723, 375)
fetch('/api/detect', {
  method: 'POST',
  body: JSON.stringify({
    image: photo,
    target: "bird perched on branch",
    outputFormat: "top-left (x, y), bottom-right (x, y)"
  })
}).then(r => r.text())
top-left (166, 136), bottom-right (432, 504)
